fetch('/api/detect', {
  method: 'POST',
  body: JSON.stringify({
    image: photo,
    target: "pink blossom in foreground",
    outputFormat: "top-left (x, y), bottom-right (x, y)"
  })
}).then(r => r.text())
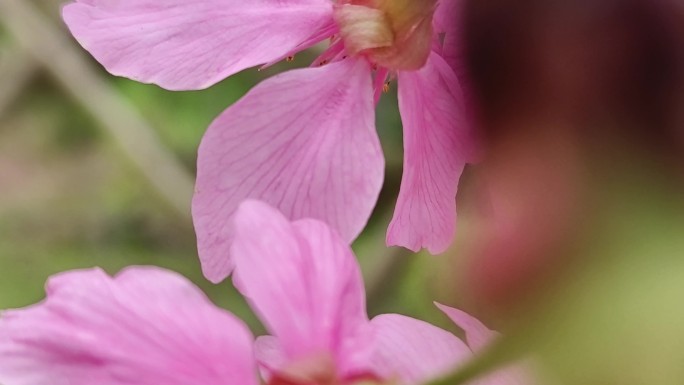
top-left (62, 0), bottom-right (473, 283)
top-left (0, 202), bottom-right (525, 385)
top-left (0, 267), bottom-right (258, 385)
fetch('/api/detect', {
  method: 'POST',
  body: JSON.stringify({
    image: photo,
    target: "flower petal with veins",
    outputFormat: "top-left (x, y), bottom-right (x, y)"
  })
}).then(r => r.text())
top-left (231, 200), bottom-right (374, 377)
top-left (0, 267), bottom-right (257, 385)
top-left (63, 0), bottom-right (334, 90)
top-left (369, 314), bottom-right (472, 385)
top-left (387, 52), bottom-right (471, 254)
top-left (193, 59), bottom-right (383, 283)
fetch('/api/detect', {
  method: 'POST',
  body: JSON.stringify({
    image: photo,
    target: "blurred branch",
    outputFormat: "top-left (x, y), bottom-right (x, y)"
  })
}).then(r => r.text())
top-left (0, 46), bottom-right (38, 118)
top-left (0, 0), bottom-right (195, 221)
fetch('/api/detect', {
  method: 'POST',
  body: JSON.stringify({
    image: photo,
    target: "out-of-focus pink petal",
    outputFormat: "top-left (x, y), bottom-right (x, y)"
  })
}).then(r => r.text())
top-left (434, 0), bottom-right (456, 33)
top-left (387, 52), bottom-right (470, 254)
top-left (435, 303), bottom-right (498, 352)
top-left (193, 59), bottom-right (383, 283)
top-left (0, 267), bottom-right (257, 385)
top-left (434, 0), bottom-right (473, 122)
top-left (437, 304), bottom-right (535, 385)
top-left (434, 0), bottom-right (462, 72)
top-left (62, 0), bottom-right (333, 90)
top-left (369, 314), bottom-right (472, 385)
top-left (231, 200), bottom-right (373, 376)
top-left (442, 30), bottom-right (464, 80)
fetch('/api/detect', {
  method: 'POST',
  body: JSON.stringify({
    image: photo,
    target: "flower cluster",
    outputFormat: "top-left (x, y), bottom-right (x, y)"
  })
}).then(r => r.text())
top-left (0, 202), bottom-right (524, 385)
top-left (62, 0), bottom-right (472, 283)
top-left (0, 1), bottom-right (529, 384)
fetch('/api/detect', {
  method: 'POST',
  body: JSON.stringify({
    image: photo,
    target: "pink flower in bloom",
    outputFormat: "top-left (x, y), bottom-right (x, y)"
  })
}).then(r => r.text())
top-left (62, 0), bottom-right (472, 283)
top-left (0, 201), bottom-right (525, 385)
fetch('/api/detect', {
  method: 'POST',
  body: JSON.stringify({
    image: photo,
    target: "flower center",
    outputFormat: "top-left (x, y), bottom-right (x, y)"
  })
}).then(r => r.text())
top-left (266, 353), bottom-right (391, 385)
top-left (333, 0), bottom-right (437, 70)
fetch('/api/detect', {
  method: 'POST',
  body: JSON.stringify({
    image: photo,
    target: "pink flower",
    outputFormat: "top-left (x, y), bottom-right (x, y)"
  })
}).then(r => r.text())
top-left (62, 0), bottom-right (472, 283)
top-left (0, 201), bottom-right (524, 385)
top-left (0, 267), bottom-right (258, 385)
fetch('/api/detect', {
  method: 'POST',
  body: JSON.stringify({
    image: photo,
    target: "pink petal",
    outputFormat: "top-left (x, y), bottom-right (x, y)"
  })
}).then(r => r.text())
top-left (435, 303), bottom-right (498, 352)
top-left (254, 336), bottom-right (287, 376)
top-left (0, 267), bottom-right (257, 385)
top-left (434, 0), bottom-right (463, 74)
top-left (434, 0), bottom-right (455, 33)
top-left (62, 0), bottom-right (334, 90)
top-left (193, 59), bottom-right (383, 283)
top-left (369, 314), bottom-right (472, 385)
top-left (436, 304), bottom-right (535, 385)
top-left (387, 52), bottom-right (471, 254)
top-left (434, 0), bottom-right (473, 119)
top-left (231, 200), bottom-right (373, 375)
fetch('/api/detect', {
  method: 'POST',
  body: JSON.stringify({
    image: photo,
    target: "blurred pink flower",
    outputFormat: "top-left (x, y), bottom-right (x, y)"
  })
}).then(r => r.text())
top-left (62, 0), bottom-right (472, 283)
top-left (0, 201), bottom-right (524, 385)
